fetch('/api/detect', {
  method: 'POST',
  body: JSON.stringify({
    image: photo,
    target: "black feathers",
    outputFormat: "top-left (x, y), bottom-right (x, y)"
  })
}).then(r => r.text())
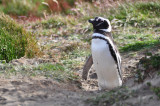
top-left (88, 17), bottom-right (109, 30)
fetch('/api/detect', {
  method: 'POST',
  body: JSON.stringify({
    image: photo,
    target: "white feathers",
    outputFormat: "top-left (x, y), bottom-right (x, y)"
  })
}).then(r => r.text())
top-left (91, 33), bottom-right (122, 90)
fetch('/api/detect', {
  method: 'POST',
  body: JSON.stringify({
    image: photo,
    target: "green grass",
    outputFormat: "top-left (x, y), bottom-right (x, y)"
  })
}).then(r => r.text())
top-left (3, 0), bottom-right (33, 16)
top-left (135, 53), bottom-right (160, 82)
top-left (88, 87), bottom-right (134, 105)
top-left (0, 63), bottom-right (79, 83)
top-left (152, 87), bottom-right (160, 99)
top-left (139, 53), bottom-right (160, 70)
top-left (0, 13), bottom-right (41, 62)
top-left (1, 0), bottom-right (49, 16)
top-left (61, 47), bottom-right (90, 71)
top-left (32, 16), bottom-right (66, 29)
top-left (33, 63), bottom-right (79, 82)
top-left (107, 1), bottom-right (160, 27)
top-left (120, 39), bottom-right (160, 52)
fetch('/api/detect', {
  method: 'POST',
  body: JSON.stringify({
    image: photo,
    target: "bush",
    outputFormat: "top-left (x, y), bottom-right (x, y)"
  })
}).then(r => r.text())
top-left (1, 0), bottom-right (76, 16)
top-left (1, 0), bottom-right (48, 16)
top-left (2, 0), bottom-right (33, 16)
top-left (0, 13), bottom-right (41, 62)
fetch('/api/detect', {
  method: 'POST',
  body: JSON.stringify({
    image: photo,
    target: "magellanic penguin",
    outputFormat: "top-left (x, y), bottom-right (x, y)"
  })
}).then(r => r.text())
top-left (87, 17), bottom-right (123, 90)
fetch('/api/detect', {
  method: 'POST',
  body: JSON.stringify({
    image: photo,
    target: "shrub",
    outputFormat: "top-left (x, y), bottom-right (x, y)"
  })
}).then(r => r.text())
top-left (0, 13), bottom-right (41, 62)
top-left (1, 0), bottom-right (48, 16)
top-left (1, 0), bottom-right (76, 16)
top-left (2, 0), bottom-right (33, 16)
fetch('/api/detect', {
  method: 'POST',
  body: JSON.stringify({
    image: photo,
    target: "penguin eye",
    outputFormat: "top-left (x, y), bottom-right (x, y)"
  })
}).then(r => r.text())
top-left (97, 18), bottom-right (104, 22)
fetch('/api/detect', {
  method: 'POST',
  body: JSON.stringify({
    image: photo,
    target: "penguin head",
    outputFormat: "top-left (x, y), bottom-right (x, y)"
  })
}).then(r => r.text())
top-left (88, 17), bottom-right (111, 32)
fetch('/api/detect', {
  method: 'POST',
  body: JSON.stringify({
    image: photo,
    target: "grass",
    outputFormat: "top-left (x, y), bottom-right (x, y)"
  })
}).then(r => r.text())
top-left (0, 62), bottom-right (79, 83)
top-left (138, 53), bottom-right (160, 71)
top-left (152, 87), bottom-right (160, 99)
top-left (1, 0), bottom-right (49, 16)
top-left (135, 53), bottom-right (160, 82)
top-left (120, 39), bottom-right (160, 52)
top-left (61, 47), bottom-right (90, 71)
top-left (107, 1), bottom-right (160, 27)
top-left (88, 87), bottom-right (134, 105)
top-left (32, 15), bottom-right (67, 29)
top-left (2, 0), bottom-right (33, 16)
top-left (147, 82), bottom-right (160, 99)
top-left (0, 13), bottom-right (41, 62)
top-left (33, 63), bottom-right (79, 82)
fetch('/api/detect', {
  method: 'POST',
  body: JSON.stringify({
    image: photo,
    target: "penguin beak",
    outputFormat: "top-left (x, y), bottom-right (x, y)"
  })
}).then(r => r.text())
top-left (88, 19), bottom-right (94, 23)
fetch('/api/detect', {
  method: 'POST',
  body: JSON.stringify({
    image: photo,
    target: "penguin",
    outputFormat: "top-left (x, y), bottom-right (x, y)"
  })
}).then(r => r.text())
top-left (83, 17), bottom-right (123, 90)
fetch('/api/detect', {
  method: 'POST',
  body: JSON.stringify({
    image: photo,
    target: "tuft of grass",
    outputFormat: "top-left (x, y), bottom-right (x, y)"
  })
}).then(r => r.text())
top-left (0, 62), bottom-right (79, 83)
top-left (135, 53), bottom-right (160, 82)
top-left (33, 63), bottom-right (79, 82)
top-left (0, 13), bottom-right (41, 62)
top-left (152, 87), bottom-right (160, 99)
top-left (136, 1), bottom-right (160, 16)
top-left (107, 1), bottom-right (160, 27)
top-left (120, 39), bottom-right (160, 52)
top-left (138, 53), bottom-right (160, 70)
top-left (89, 87), bottom-right (134, 106)
top-left (34, 16), bottom-right (66, 29)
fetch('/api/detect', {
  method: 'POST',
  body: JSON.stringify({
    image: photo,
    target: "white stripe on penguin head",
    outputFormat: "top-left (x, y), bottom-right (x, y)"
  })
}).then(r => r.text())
top-left (96, 17), bottom-right (112, 32)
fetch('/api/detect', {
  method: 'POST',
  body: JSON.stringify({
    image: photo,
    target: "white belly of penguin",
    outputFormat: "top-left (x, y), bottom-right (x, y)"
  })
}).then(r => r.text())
top-left (92, 38), bottom-right (122, 90)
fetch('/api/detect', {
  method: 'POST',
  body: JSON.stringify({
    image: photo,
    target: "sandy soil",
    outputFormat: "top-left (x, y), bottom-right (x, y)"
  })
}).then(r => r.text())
top-left (0, 77), bottom-right (98, 106)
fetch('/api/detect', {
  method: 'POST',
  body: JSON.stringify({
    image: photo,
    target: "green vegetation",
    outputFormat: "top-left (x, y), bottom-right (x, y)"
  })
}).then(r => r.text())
top-left (32, 16), bottom-right (66, 29)
top-left (139, 53), bottom-right (160, 71)
top-left (3, 0), bottom-right (33, 16)
top-left (152, 87), bottom-right (160, 99)
top-left (0, 63), bottom-right (79, 82)
top-left (120, 39), bottom-right (160, 52)
top-left (0, 13), bottom-right (41, 62)
top-left (89, 87), bottom-right (134, 105)
top-left (107, 1), bottom-right (160, 27)
top-left (34, 63), bottom-right (79, 82)
top-left (147, 82), bottom-right (160, 99)
top-left (135, 53), bottom-right (160, 82)
top-left (0, 0), bottom-right (76, 16)
top-left (1, 0), bottom-right (47, 16)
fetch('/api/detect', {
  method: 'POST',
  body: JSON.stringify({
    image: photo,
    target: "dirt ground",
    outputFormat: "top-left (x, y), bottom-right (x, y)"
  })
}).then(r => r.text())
top-left (0, 77), bottom-right (97, 106)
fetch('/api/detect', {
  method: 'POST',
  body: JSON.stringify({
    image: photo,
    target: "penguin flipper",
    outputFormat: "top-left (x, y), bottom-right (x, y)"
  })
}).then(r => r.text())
top-left (82, 55), bottom-right (93, 80)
